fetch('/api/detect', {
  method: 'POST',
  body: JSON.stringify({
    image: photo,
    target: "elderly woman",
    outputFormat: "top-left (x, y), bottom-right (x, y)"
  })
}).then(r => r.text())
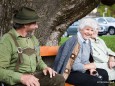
top-left (53, 18), bottom-right (108, 86)
top-left (90, 28), bottom-right (115, 81)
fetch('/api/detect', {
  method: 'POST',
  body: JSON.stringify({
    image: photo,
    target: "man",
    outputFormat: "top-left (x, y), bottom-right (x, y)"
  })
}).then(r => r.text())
top-left (0, 7), bottom-right (65, 86)
top-left (53, 18), bottom-right (108, 86)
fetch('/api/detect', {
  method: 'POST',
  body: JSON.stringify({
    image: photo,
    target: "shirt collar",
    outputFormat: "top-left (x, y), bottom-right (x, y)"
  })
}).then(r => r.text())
top-left (77, 32), bottom-right (89, 44)
top-left (92, 37), bottom-right (100, 43)
top-left (10, 28), bottom-right (21, 39)
top-left (10, 28), bottom-right (32, 39)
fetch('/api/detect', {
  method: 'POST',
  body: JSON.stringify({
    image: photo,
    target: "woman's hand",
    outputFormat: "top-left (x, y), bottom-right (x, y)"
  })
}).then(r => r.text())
top-left (108, 56), bottom-right (115, 69)
top-left (108, 61), bottom-right (115, 69)
top-left (89, 69), bottom-right (97, 75)
top-left (84, 63), bottom-right (96, 70)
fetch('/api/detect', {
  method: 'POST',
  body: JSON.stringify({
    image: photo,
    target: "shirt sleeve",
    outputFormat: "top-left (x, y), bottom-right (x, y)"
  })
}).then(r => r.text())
top-left (36, 56), bottom-right (47, 70)
top-left (72, 56), bottom-right (86, 73)
top-left (0, 68), bottom-right (22, 85)
top-left (36, 45), bottom-right (47, 70)
top-left (0, 36), bottom-right (22, 85)
top-left (32, 36), bottom-right (47, 71)
top-left (100, 38), bottom-right (115, 56)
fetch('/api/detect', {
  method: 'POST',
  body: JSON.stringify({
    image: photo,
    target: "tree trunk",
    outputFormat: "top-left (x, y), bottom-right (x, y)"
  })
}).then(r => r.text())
top-left (0, 0), bottom-right (114, 45)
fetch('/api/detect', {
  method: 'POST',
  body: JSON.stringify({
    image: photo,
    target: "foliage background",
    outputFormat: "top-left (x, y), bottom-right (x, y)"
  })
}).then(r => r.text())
top-left (98, 4), bottom-right (115, 17)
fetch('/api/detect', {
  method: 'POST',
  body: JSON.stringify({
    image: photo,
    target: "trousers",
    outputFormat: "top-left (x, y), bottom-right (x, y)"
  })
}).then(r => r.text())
top-left (2, 72), bottom-right (65, 86)
top-left (66, 68), bottom-right (108, 86)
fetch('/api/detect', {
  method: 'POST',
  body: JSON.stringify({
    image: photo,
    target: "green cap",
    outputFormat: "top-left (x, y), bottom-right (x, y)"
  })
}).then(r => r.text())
top-left (13, 7), bottom-right (39, 24)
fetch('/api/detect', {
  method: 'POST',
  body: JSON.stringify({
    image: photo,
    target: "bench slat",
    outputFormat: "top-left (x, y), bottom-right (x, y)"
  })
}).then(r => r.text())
top-left (40, 46), bottom-right (59, 56)
top-left (65, 83), bottom-right (74, 86)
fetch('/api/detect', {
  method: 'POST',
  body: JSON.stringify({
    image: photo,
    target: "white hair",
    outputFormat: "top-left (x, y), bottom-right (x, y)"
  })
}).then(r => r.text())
top-left (78, 18), bottom-right (100, 31)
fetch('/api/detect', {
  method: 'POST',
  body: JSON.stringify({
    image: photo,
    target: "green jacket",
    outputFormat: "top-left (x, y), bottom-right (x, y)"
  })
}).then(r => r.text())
top-left (0, 29), bottom-right (47, 85)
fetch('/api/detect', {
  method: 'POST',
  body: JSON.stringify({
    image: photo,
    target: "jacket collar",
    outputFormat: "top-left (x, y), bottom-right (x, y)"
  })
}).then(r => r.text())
top-left (77, 32), bottom-right (89, 44)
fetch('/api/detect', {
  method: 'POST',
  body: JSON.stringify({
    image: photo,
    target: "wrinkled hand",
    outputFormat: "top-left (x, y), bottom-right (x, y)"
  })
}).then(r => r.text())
top-left (89, 69), bottom-right (97, 75)
top-left (84, 63), bottom-right (96, 70)
top-left (108, 56), bottom-right (115, 69)
top-left (20, 74), bottom-right (40, 86)
top-left (108, 61), bottom-right (115, 69)
top-left (43, 67), bottom-right (57, 78)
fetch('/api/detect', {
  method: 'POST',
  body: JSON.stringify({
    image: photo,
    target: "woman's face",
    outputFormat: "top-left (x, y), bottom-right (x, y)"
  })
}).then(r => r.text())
top-left (80, 26), bottom-right (94, 40)
top-left (91, 29), bottom-right (98, 39)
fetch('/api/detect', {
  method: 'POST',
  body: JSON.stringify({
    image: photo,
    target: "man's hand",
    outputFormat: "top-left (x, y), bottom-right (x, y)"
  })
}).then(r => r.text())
top-left (20, 74), bottom-right (40, 86)
top-left (43, 67), bottom-right (57, 78)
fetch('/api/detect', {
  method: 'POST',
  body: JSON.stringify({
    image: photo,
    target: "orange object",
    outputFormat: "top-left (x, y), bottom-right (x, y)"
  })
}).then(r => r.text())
top-left (65, 83), bottom-right (74, 86)
top-left (40, 46), bottom-right (59, 56)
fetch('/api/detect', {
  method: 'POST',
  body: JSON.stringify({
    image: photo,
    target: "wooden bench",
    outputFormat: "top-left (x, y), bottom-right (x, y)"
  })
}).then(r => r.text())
top-left (40, 46), bottom-right (74, 86)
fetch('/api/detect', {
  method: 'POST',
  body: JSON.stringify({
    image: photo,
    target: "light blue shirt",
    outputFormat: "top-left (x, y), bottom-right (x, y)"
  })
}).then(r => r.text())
top-left (72, 32), bottom-right (91, 72)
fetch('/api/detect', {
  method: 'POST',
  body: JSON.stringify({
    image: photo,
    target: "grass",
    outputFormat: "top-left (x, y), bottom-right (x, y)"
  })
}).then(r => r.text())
top-left (59, 37), bottom-right (69, 45)
top-left (100, 35), bottom-right (115, 52)
top-left (60, 35), bottom-right (115, 52)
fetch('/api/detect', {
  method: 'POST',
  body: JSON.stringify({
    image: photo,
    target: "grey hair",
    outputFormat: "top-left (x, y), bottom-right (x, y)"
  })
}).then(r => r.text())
top-left (78, 18), bottom-right (100, 31)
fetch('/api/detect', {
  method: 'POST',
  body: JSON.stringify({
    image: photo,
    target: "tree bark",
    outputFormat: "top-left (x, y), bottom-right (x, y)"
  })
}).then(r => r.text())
top-left (0, 0), bottom-right (114, 45)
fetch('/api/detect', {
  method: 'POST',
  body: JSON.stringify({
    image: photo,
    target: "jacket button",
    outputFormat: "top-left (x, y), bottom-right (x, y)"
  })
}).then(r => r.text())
top-left (71, 54), bottom-right (75, 57)
top-left (65, 69), bottom-right (69, 73)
